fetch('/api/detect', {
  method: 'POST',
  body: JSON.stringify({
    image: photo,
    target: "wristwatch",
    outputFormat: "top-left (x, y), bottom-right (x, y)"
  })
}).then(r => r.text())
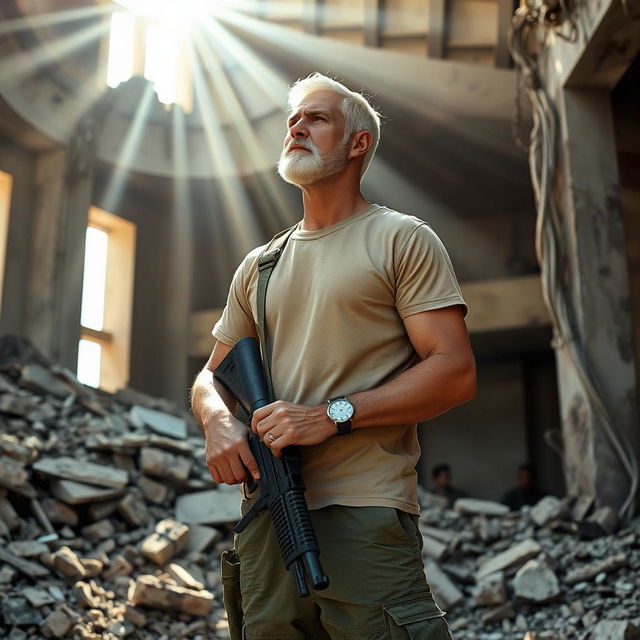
top-left (326, 396), bottom-right (355, 436)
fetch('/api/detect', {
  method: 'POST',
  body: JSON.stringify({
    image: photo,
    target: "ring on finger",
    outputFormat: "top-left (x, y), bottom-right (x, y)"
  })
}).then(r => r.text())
top-left (266, 432), bottom-right (276, 441)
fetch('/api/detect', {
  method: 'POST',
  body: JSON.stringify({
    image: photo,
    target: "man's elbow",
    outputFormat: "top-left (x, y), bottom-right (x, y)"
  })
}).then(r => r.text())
top-left (457, 361), bottom-right (477, 404)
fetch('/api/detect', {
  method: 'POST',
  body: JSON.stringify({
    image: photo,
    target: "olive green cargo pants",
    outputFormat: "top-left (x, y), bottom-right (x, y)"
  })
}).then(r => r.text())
top-left (221, 499), bottom-right (454, 640)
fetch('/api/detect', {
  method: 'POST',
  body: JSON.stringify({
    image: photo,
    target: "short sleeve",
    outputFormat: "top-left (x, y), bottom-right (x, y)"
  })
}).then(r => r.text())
top-left (395, 224), bottom-right (467, 318)
top-left (212, 257), bottom-right (257, 345)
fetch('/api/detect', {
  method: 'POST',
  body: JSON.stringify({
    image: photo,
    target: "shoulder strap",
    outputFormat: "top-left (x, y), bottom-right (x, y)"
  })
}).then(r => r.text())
top-left (256, 224), bottom-right (297, 399)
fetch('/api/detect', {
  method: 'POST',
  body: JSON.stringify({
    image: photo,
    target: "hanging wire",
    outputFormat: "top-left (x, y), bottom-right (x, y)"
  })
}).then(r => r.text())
top-left (508, 3), bottom-right (639, 520)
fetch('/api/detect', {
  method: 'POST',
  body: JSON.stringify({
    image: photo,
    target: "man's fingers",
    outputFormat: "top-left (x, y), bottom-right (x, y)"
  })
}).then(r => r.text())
top-left (239, 443), bottom-right (261, 480)
top-left (228, 455), bottom-right (248, 484)
top-left (208, 464), bottom-right (222, 484)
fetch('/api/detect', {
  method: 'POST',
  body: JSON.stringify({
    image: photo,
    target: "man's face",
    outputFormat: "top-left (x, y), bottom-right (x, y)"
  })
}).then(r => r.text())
top-left (277, 90), bottom-right (350, 187)
top-left (435, 470), bottom-right (450, 489)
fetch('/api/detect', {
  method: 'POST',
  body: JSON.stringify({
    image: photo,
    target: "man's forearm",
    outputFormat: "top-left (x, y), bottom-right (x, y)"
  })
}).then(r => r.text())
top-left (349, 350), bottom-right (476, 429)
top-left (190, 368), bottom-right (236, 432)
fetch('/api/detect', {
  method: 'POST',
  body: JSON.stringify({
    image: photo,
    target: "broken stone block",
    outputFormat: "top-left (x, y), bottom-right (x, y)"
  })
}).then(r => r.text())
top-left (472, 571), bottom-right (507, 606)
top-left (20, 363), bottom-right (70, 398)
top-left (41, 497), bottom-right (79, 527)
top-left (572, 494), bottom-right (595, 521)
top-left (140, 519), bottom-right (190, 565)
top-left (565, 553), bottom-right (627, 585)
top-left (124, 605), bottom-right (147, 627)
top-left (130, 405), bottom-right (187, 440)
top-left (50, 479), bottom-right (126, 505)
top-left (422, 535), bottom-right (447, 560)
top-left (102, 555), bottom-right (134, 581)
top-left (183, 524), bottom-right (222, 554)
top-left (481, 601), bottom-right (515, 624)
top-left (420, 525), bottom-right (456, 544)
top-left (425, 560), bottom-right (464, 610)
top-left (79, 557), bottom-right (103, 578)
top-left (0, 455), bottom-right (28, 491)
top-left (476, 538), bottom-right (541, 581)
top-left (33, 457), bottom-right (128, 489)
top-left (88, 498), bottom-right (120, 521)
top-left (52, 546), bottom-right (87, 579)
top-left (0, 434), bottom-right (34, 464)
top-left (1, 596), bottom-right (44, 625)
top-left (175, 489), bottom-right (241, 525)
top-left (41, 606), bottom-right (74, 638)
top-left (590, 620), bottom-right (640, 639)
top-left (138, 475), bottom-right (169, 504)
top-left (587, 506), bottom-right (619, 535)
top-left (530, 496), bottom-right (567, 527)
top-left (454, 498), bottom-right (510, 517)
top-left (81, 518), bottom-right (115, 543)
top-left (168, 563), bottom-right (205, 590)
top-left (117, 489), bottom-right (150, 527)
top-left (8, 540), bottom-right (49, 557)
top-left (140, 447), bottom-right (192, 483)
top-left (128, 574), bottom-right (214, 616)
top-left (0, 546), bottom-right (49, 578)
top-left (22, 587), bottom-right (56, 608)
top-left (513, 559), bottom-right (560, 602)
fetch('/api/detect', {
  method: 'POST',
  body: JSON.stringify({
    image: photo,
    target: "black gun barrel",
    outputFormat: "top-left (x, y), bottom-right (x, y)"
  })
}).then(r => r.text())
top-left (213, 337), bottom-right (329, 597)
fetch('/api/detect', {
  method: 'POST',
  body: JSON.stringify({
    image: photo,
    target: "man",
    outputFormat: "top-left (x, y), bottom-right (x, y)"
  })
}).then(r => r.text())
top-left (502, 464), bottom-right (547, 511)
top-left (191, 73), bottom-right (476, 639)
top-left (431, 463), bottom-right (467, 507)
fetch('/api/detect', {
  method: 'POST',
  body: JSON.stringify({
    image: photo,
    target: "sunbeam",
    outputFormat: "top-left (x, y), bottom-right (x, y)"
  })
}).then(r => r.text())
top-left (101, 82), bottom-right (156, 214)
top-left (0, 4), bottom-right (113, 36)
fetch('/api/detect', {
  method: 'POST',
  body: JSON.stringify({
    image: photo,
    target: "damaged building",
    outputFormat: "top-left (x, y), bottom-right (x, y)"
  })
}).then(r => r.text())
top-left (0, 0), bottom-right (638, 638)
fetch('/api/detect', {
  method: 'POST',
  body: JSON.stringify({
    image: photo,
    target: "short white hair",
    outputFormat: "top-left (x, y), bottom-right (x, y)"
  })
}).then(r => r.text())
top-left (287, 73), bottom-right (381, 179)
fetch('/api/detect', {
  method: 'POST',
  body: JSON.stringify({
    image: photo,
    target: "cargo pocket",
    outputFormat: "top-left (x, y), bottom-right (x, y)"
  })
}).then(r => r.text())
top-left (221, 549), bottom-right (244, 640)
top-left (383, 594), bottom-right (454, 640)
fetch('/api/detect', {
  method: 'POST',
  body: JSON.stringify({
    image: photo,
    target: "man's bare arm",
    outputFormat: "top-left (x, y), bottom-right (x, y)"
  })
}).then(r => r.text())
top-left (251, 306), bottom-right (476, 456)
top-left (191, 339), bottom-right (261, 485)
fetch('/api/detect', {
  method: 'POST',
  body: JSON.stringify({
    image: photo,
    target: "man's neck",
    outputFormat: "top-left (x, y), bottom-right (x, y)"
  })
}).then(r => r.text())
top-left (298, 172), bottom-right (371, 231)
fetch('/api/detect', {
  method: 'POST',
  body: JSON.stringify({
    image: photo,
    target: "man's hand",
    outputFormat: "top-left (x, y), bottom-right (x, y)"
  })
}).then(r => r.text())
top-left (251, 401), bottom-right (337, 457)
top-left (204, 415), bottom-right (261, 485)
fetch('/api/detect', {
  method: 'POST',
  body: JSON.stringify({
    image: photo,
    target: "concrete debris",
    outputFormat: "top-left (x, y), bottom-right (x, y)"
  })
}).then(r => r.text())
top-left (454, 497), bottom-right (511, 517)
top-left (512, 559), bottom-right (561, 602)
top-left (130, 405), bottom-right (188, 440)
top-left (1, 337), bottom-right (639, 640)
top-left (530, 495), bottom-right (568, 527)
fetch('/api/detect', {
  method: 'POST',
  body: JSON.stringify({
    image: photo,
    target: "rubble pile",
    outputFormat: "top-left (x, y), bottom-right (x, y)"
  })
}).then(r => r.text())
top-left (0, 337), bottom-right (237, 639)
top-left (0, 337), bottom-right (639, 640)
top-left (419, 494), bottom-right (640, 640)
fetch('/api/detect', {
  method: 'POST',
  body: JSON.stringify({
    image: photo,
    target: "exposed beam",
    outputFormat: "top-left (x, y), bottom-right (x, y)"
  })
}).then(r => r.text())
top-left (427, 0), bottom-right (449, 58)
top-left (303, 0), bottom-right (322, 35)
top-left (496, 0), bottom-right (515, 68)
top-left (364, 0), bottom-right (383, 48)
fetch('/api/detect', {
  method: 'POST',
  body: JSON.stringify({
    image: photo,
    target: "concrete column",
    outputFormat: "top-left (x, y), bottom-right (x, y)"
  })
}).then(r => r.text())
top-left (24, 116), bottom-right (97, 369)
top-left (554, 88), bottom-right (639, 513)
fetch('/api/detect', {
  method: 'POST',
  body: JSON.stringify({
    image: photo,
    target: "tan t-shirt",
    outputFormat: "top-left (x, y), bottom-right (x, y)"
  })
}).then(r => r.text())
top-left (213, 204), bottom-right (467, 514)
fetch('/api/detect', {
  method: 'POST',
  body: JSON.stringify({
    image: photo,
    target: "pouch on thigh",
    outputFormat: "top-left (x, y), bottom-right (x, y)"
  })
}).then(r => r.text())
top-left (383, 593), bottom-right (454, 640)
top-left (221, 549), bottom-right (244, 640)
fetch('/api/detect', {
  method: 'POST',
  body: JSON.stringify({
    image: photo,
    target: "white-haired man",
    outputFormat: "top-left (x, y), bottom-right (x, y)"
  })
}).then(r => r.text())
top-left (191, 73), bottom-right (475, 639)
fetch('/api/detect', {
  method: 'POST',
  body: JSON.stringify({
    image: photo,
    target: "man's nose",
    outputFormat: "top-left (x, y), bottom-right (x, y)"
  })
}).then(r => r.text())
top-left (289, 121), bottom-right (308, 139)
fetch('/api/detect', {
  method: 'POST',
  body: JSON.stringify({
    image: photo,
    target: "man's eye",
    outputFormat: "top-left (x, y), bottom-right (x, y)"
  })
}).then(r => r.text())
top-left (315, 116), bottom-right (325, 121)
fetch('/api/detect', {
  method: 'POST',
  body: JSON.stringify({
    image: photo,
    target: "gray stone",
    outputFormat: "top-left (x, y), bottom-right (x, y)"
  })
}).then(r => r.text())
top-left (454, 498), bottom-right (510, 517)
top-left (41, 606), bottom-right (74, 638)
top-left (50, 479), bottom-right (126, 505)
top-left (8, 540), bottom-right (49, 557)
top-left (0, 455), bottom-right (28, 491)
top-left (81, 518), bottom-right (115, 543)
top-left (33, 456), bottom-right (128, 489)
top-left (118, 489), bottom-right (150, 527)
top-left (41, 497), bottom-right (79, 526)
top-left (1, 596), bottom-right (44, 625)
top-left (140, 447), bottom-right (192, 483)
top-left (138, 475), bottom-right (169, 504)
top-left (422, 535), bottom-right (447, 560)
top-left (22, 587), bottom-right (56, 608)
top-left (476, 538), bottom-right (541, 581)
top-left (565, 553), bottom-right (627, 585)
top-left (481, 601), bottom-right (515, 624)
top-left (590, 620), bottom-right (640, 639)
top-left (131, 405), bottom-right (187, 440)
top-left (425, 560), bottom-right (464, 610)
top-left (512, 559), bottom-right (560, 602)
top-left (19, 364), bottom-right (70, 398)
top-left (588, 506), bottom-right (620, 535)
top-left (530, 496), bottom-right (567, 527)
top-left (176, 489), bottom-right (241, 525)
top-left (52, 546), bottom-right (86, 579)
top-left (183, 524), bottom-right (222, 554)
top-left (472, 571), bottom-right (507, 606)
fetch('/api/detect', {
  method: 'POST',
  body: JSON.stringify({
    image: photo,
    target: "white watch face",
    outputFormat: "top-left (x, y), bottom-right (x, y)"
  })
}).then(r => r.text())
top-left (328, 399), bottom-right (354, 423)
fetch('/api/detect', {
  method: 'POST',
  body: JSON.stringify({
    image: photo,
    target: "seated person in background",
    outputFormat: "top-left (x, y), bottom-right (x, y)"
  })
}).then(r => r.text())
top-left (431, 463), bottom-right (467, 507)
top-left (502, 463), bottom-right (547, 510)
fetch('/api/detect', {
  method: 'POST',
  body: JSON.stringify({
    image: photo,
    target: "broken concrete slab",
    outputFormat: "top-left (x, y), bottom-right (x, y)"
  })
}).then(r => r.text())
top-left (425, 560), bottom-right (464, 610)
top-left (454, 498), bottom-right (510, 517)
top-left (19, 363), bottom-right (71, 398)
top-left (41, 496), bottom-right (79, 527)
top-left (41, 606), bottom-right (75, 638)
top-left (140, 447), bottom-right (192, 483)
top-left (33, 456), bottom-right (128, 489)
top-left (130, 405), bottom-right (187, 440)
top-left (471, 571), bottom-right (507, 606)
top-left (1, 596), bottom-right (44, 625)
top-left (565, 553), bottom-right (627, 585)
top-left (140, 519), bottom-right (190, 565)
top-left (481, 601), bottom-right (515, 623)
top-left (168, 563), bottom-right (205, 590)
top-left (183, 524), bottom-right (222, 554)
top-left (8, 540), bottom-right (49, 557)
top-left (530, 496), bottom-right (568, 527)
top-left (175, 489), bottom-right (241, 525)
top-left (128, 574), bottom-right (214, 616)
top-left (138, 475), bottom-right (169, 504)
top-left (590, 620), bottom-right (640, 639)
top-left (422, 535), bottom-right (448, 560)
top-left (81, 518), bottom-right (115, 543)
top-left (22, 586), bottom-right (57, 608)
top-left (513, 559), bottom-right (560, 602)
top-left (476, 538), bottom-right (541, 581)
top-left (117, 489), bottom-right (150, 527)
top-left (50, 478), bottom-right (126, 505)
top-left (0, 455), bottom-right (28, 491)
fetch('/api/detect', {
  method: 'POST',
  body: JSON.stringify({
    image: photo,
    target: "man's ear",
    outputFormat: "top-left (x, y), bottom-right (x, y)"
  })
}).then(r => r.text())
top-left (349, 131), bottom-right (372, 159)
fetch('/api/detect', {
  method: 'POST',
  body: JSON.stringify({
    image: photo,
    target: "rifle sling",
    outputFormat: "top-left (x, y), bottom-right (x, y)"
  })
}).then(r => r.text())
top-left (256, 225), bottom-right (296, 400)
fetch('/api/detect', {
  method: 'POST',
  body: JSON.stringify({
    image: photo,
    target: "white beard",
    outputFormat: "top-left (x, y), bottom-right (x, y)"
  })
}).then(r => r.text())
top-left (277, 138), bottom-right (349, 186)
